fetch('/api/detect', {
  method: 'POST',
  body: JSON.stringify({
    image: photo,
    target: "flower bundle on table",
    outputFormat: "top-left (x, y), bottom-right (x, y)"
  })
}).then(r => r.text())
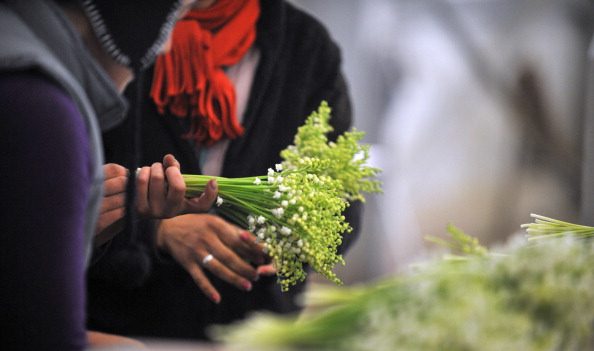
top-left (183, 101), bottom-right (381, 291)
top-left (212, 217), bottom-right (594, 350)
top-left (521, 213), bottom-right (594, 240)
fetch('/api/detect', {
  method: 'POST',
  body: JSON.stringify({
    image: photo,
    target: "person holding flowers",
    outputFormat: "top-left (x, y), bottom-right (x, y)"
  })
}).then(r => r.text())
top-left (87, 0), bottom-right (362, 341)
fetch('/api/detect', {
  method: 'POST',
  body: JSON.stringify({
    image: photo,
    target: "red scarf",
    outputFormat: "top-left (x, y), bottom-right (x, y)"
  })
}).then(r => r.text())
top-left (150, 0), bottom-right (260, 145)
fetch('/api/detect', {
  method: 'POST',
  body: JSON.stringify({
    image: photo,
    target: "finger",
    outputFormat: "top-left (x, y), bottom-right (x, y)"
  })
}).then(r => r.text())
top-left (103, 175), bottom-right (127, 197)
top-left (164, 165), bottom-right (186, 217)
top-left (185, 178), bottom-right (218, 213)
top-left (205, 239), bottom-right (259, 282)
top-left (218, 227), bottom-right (265, 265)
top-left (103, 163), bottom-right (127, 180)
top-left (200, 253), bottom-right (255, 291)
top-left (162, 154), bottom-right (181, 170)
top-left (100, 193), bottom-right (126, 214)
top-left (101, 207), bottom-right (126, 226)
top-left (256, 264), bottom-right (277, 276)
top-left (205, 216), bottom-right (263, 263)
top-left (237, 230), bottom-right (267, 265)
top-left (95, 207), bottom-right (125, 237)
top-left (148, 162), bottom-right (166, 215)
top-left (185, 262), bottom-right (221, 304)
top-left (136, 166), bottom-right (151, 216)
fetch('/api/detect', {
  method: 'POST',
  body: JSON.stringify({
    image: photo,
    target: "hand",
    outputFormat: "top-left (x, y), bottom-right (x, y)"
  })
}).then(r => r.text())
top-left (156, 214), bottom-right (273, 303)
top-left (136, 154), bottom-right (218, 218)
top-left (95, 163), bottom-right (128, 245)
top-left (87, 330), bottom-right (145, 349)
top-left (94, 155), bottom-right (218, 245)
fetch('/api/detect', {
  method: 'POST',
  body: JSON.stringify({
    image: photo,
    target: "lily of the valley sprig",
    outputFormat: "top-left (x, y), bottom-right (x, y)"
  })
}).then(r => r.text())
top-left (281, 101), bottom-right (382, 202)
top-left (521, 213), bottom-right (594, 240)
top-left (183, 101), bottom-right (381, 291)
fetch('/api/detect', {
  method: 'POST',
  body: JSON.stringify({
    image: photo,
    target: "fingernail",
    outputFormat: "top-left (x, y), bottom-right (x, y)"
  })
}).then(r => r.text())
top-left (242, 281), bottom-right (252, 291)
top-left (257, 266), bottom-right (276, 276)
top-left (209, 179), bottom-right (217, 191)
top-left (240, 231), bottom-right (251, 241)
top-left (210, 292), bottom-right (221, 304)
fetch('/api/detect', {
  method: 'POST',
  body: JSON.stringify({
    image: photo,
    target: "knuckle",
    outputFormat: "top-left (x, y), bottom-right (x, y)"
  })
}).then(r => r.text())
top-left (115, 175), bottom-right (128, 189)
top-left (137, 169), bottom-right (149, 185)
top-left (151, 172), bottom-right (165, 183)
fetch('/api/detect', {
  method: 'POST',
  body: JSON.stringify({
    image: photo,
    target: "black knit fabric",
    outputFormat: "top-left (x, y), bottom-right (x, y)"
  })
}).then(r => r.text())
top-left (79, 0), bottom-right (182, 69)
top-left (87, 0), bottom-right (361, 341)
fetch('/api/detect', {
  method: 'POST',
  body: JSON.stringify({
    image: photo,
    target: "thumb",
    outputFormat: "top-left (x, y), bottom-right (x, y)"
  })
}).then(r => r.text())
top-left (185, 178), bottom-right (218, 213)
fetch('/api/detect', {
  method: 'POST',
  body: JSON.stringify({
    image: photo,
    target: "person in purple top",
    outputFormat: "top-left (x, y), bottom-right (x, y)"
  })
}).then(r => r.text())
top-left (0, 0), bottom-right (217, 349)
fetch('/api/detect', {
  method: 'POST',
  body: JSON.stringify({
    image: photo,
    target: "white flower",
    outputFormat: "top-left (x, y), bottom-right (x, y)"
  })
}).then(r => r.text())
top-left (297, 239), bottom-right (303, 247)
top-left (275, 163), bottom-right (283, 171)
top-left (298, 206), bottom-right (304, 212)
top-left (275, 176), bottom-right (283, 183)
top-left (269, 225), bottom-right (277, 233)
top-left (280, 226), bottom-right (292, 236)
top-left (273, 191), bottom-right (282, 199)
top-left (281, 200), bottom-right (289, 208)
top-left (267, 168), bottom-right (275, 176)
top-left (248, 215), bottom-right (255, 226)
top-left (279, 185), bottom-right (290, 192)
top-left (268, 176), bottom-right (276, 184)
top-left (272, 207), bottom-right (285, 218)
top-left (216, 196), bottom-right (224, 207)
top-left (257, 228), bottom-right (266, 240)
top-left (289, 198), bottom-right (297, 205)
top-left (257, 215), bottom-right (266, 224)
top-left (253, 178), bottom-right (262, 185)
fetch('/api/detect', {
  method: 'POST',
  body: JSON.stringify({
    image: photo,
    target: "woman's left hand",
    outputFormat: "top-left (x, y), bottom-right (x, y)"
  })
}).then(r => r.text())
top-left (135, 154), bottom-right (218, 218)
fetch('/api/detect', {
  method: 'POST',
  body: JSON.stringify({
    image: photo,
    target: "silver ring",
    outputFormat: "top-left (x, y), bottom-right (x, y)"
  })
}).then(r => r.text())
top-left (202, 254), bottom-right (214, 266)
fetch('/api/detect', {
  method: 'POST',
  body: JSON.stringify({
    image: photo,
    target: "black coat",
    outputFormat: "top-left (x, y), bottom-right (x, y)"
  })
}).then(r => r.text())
top-left (87, 0), bottom-right (361, 340)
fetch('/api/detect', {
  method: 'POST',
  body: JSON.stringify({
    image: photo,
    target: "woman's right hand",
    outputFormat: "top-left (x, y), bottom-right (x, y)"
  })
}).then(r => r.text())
top-left (156, 214), bottom-right (275, 303)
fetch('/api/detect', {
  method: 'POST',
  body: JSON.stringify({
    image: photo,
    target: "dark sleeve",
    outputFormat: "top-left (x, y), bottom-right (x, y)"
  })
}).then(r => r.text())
top-left (0, 71), bottom-right (90, 350)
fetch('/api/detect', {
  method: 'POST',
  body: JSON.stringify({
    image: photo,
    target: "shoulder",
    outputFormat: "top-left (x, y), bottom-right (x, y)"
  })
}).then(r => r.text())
top-left (0, 70), bottom-right (86, 134)
top-left (0, 70), bottom-right (80, 120)
top-left (283, 2), bottom-right (333, 40)
top-left (0, 70), bottom-right (89, 161)
top-left (259, 0), bottom-right (341, 62)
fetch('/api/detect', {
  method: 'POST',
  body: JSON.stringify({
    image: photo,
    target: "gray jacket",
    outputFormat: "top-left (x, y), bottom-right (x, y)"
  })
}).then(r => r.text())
top-left (0, 0), bottom-right (128, 264)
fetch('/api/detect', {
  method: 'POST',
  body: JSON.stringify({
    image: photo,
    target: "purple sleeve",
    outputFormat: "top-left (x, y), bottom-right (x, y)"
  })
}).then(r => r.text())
top-left (0, 71), bottom-right (91, 350)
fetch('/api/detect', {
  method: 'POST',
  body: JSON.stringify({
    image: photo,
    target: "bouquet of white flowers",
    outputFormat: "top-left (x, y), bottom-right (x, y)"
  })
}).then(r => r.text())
top-left (183, 101), bottom-right (381, 291)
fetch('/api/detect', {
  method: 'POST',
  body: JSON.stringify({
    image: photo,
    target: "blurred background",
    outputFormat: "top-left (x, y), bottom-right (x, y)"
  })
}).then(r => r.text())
top-left (291, 0), bottom-right (594, 284)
